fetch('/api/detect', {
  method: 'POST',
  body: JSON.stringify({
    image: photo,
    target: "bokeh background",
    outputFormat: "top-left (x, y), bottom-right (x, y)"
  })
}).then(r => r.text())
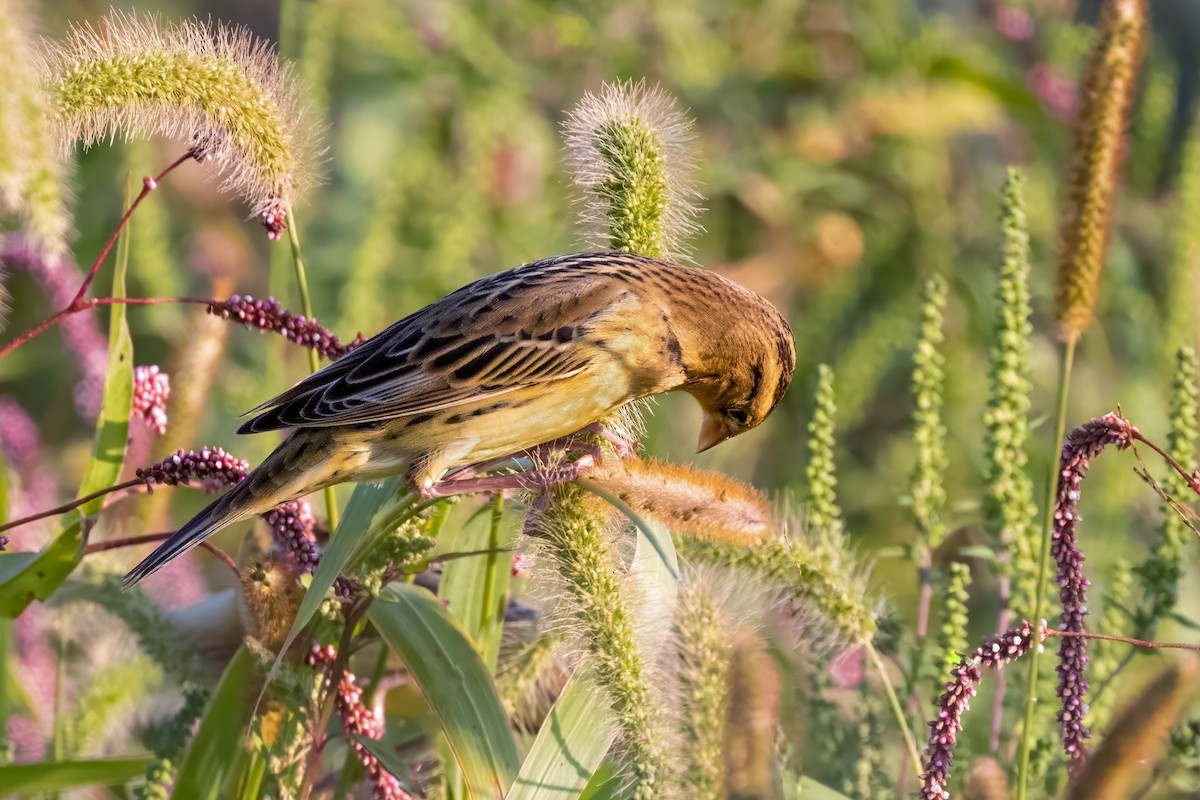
top-left (5, 0), bottom-right (1200, 790)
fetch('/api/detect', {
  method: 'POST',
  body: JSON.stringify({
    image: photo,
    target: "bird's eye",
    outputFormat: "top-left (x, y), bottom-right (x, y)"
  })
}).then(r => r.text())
top-left (727, 408), bottom-right (751, 426)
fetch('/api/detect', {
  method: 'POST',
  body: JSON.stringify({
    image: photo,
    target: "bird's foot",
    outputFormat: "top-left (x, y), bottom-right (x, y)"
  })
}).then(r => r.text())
top-left (576, 422), bottom-right (637, 458)
top-left (415, 455), bottom-right (596, 500)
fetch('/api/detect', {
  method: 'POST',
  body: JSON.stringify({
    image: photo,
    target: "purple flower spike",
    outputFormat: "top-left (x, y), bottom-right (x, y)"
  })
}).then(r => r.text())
top-left (136, 447), bottom-right (249, 491)
top-left (132, 365), bottom-right (171, 434)
top-left (207, 295), bottom-right (366, 360)
top-left (308, 644), bottom-right (414, 799)
top-left (1050, 412), bottom-right (1135, 764)
top-left (264, 499), bottom-right (320, 574)
top-left (920, 620), bottom-right (1042, 799)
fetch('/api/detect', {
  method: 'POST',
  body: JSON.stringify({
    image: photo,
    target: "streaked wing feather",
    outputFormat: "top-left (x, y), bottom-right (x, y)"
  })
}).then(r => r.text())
top-left (238, 256), bottom-right (633, 434)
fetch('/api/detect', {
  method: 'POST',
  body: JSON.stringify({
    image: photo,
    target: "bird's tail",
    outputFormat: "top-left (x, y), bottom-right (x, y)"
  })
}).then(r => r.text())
top-left (123, 430), bottom-right (344, 587)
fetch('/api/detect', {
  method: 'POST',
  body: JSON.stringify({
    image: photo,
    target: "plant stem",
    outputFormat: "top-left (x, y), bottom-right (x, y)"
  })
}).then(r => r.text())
top-left (0, 478), bottom-right (143, 534)
top-left (84, 532), bottom-right (240, 576)
top-left (0, 153), bottom-right (192, 361)
top-left (1016, 336), bottom-right (1077, 799)
top-left (285, 207), bottom-right (340, 532)
top-left (867, 641), bottom-right (923, 780)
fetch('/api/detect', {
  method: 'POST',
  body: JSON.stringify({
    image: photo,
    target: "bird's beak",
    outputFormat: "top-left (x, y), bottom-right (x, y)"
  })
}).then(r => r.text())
top-left (696, 414), bottom-right (730, 453)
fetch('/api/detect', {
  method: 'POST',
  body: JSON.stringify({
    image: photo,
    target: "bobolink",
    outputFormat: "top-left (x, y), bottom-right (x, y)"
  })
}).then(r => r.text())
top-left (125, 252), bottom-right (795, 585)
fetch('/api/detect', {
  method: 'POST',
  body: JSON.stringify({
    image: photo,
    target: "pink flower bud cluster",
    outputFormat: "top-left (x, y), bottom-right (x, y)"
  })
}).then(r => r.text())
top-left (307, 645), bottom-right (413, 800)
top-left (136, 448), bottom-right (249, 492)
top-left (207, 295), bottom-right (366, 361)
top-left (1052, 413), bottom-right (1135, 763)
top-left (132, 365), bottom-right (171, 434)
top-left (0, 534), bottom-right (9, 551)
top-left (257, 202), bottom-right (287, 241)
top-left (920, 620), bottom-right (1042, 799)
top-left (264, 500), bottom-right (320, 574)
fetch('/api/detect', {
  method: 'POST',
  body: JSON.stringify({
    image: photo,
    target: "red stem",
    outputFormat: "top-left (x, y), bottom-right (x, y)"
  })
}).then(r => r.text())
top-left (0, 479), bottom-right (143, 534)
top-left (84, 532), bottom-right (239, 577)
top-left (0, 152), bottom-right (193, 361)
top-left (71, 152), bottom-right (192, 304)
top-left (1045, 628), bottom-right (1200, 652)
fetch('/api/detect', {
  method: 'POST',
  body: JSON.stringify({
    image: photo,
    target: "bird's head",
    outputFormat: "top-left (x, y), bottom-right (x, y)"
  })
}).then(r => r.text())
top-left (684, 301), bottom-right (796, 453)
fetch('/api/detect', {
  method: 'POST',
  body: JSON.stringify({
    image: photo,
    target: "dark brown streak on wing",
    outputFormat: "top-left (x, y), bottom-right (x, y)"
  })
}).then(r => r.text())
top-left (237, 254), bottom-right (644, 434)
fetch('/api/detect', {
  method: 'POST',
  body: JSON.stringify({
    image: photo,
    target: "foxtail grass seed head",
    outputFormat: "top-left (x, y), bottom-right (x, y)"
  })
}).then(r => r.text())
top-left (1052, 413), bottom-right (1137, 763)
top-left (0, 0), bottom-right (70, 255)
top-left (1067, 659), bottom-right (1200, 800)
top-left (564, 80), bottom-right (701, 259)
top-left (131, 365), bottom-right (171, 435)
top-left (239, 560), bottom-right (303, 651)
top-left (673, 579), bottom-right (735, 800)
top-left (527, 486), bottom-right (668, 798)
top-left (920, 621), bottom-right (1042, 800)
top-left (984, 168), bottom-right (1038, 620)
top-left (909, 274), bottom-right (949, 549)
top-left (723, 631), bottom-right (780, 799)
top-left (805, 364), bottom-right (844, 540)
top-left (677, 522), bottom-right (878, 645)
top-left (588, 456), bottom-right (772, 547)
top-left (39, 11), bottom-right (320, 237)
top-left (1053, 0), bottom-right (1148, 341)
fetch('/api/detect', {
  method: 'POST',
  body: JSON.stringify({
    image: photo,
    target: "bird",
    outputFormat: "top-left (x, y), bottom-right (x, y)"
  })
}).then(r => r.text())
top-left (123, 252), bottom-right (796, 585)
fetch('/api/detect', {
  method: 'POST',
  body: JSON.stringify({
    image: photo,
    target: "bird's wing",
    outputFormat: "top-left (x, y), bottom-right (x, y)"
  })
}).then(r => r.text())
top-left (238, 257), bottom-right (637, 433)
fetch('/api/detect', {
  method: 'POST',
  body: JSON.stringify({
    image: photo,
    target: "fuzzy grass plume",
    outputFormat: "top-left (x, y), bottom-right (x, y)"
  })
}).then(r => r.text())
top-left (0, 0), bottom-right (69, 254)
top-left (588, 456), bottom-right (772, 547)
top-left (564, 80), bottom-right (701, 259)
top-left (527, 486), bottom-right (669, 798)
top-left (673, 577), bottom-right (735, 800)
top-left (39, 11), bottom-right (319, 234)
top-left (677, 518), bottom-right (877, 645)
top-left (1052, 0), bottom-right (1148, 341)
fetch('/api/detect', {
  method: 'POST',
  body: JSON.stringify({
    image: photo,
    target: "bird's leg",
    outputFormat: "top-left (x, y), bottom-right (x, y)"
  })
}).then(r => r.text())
top-left (416, 455), bottom-right (596, 500)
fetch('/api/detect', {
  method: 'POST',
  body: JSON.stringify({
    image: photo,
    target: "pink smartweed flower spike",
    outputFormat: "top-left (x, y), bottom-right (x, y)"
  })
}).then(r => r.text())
top-left (132, 365), bottom-right (171, 434)
top-left (920, 620), bottom-right (1043, 799)
top-left (207, 295), bottom-right (366, 360)
top-left (307, 644), bottom-right (414, 799)
top-left (136, 447), bottom-right (249, 492)
top-left (1051, 412), bottom-right (1136, 763)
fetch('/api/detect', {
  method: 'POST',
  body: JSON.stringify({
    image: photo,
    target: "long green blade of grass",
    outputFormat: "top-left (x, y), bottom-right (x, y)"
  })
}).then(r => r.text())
top-left (0, 188), bottom-right (134, 618)
top-left (173, 647), bottom-right (257, 800)
top-left (0, 756), bottom-right (154, 793)
top-left (370, 582), bottom-right (520, 799)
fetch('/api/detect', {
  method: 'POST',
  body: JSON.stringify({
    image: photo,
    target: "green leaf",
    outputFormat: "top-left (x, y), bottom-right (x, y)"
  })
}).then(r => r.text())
top-left (173, 647), bottom-right (257, 800)
top-left (504, 671), bottom-right (614, 800)
top-left (0, 756), bottom-right (153, 792)
top-left (797, 776), bottom-right (857, 800)
top-left (280, 478), bottom-right (408, 656)
top-left (370, 583), bottom-right (520, 799)
top-left (439, 496), bottom-right (514, 670)
top-left (0, 201), bottom-right (134, 618)
top-left (505, 510), bottom-right (678, 800)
